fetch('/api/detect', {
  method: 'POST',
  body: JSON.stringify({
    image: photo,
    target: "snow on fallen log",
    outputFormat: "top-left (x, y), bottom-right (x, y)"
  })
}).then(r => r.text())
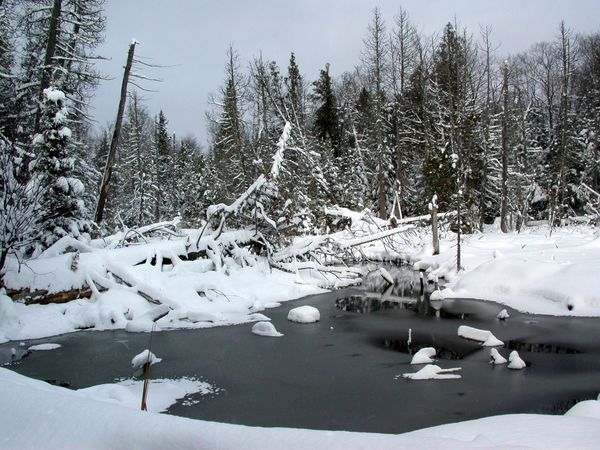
top-left (339, 225), bottom-right (415, 248)
top-left (379, 267), bottom-right (394, 285)
top-left (206, 175), bottom-right (267, 222)
top-left (38, 236), bottom-right (93, 259)
top-left (104, 261), bottom-right (179, 309)
top-left (324, 207), bottom-right (457, 228)
top-left (125, 305), bottom-right (170, 333)
top-left (402, 364), bottom-right (461, 380)
top-left (270, 121), bottom-right (291, 179)
top-left (271, 235), bottom-right (331, 262)
top-left (457, 325), bottom-right (504, 346)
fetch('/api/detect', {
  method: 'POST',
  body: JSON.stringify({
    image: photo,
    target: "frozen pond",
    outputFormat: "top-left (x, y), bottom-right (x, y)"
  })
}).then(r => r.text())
top-left (3, 265), bottom-right (600, 434)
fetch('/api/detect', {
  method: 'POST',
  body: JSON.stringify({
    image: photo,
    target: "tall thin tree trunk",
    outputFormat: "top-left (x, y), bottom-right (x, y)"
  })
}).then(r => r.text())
top-left (500, 62), bottom-right (510, 232)
top-left (95, 41), bottom-right (137, 224)
top-left (35, 0), bottom-right (62, 133)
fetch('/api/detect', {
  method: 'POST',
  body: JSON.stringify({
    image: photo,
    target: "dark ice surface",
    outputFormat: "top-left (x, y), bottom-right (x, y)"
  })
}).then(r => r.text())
top-left (3, 266), bottom-right (600, 434)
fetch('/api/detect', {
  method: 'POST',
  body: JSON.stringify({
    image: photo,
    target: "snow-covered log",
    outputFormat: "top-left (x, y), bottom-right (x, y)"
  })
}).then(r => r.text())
top-left (7, 287), bottom-right (92, 305)
top-left (38, 236), bottom-right (93, 259)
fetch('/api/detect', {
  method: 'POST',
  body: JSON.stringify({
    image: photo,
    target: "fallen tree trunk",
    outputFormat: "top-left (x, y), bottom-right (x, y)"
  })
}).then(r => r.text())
top-left (8, 287), bottom-right (92, 305)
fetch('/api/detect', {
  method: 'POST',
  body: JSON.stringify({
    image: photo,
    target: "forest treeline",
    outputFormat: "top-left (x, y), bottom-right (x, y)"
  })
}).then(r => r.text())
top-left (1, 2), bottom-right (599, 271)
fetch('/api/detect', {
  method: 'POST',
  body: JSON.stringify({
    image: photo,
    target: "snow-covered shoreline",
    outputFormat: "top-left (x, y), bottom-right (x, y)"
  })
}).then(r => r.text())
top-left (2, 223), bottom-right (600, 448)
top-left (2, 223), bottom-right (600, 344)
top-left (1, 367), bottom-right (599, 449)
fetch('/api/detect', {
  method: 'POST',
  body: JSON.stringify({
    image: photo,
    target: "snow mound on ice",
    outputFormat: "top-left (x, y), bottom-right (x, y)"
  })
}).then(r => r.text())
top-left (458, 325), bottom-right (503, 346)
top-left (131, 350), bottom-right (162, 369)
top-left (430, 288), bottom-right (455, 301)
top-left (410, 347), bottom-right (436, 364)
top-left (490, 348), bottom-right (507, 365)
top-left (251, 321), bottom-right (283, 337)
top-left (28, 343), bottom-right (61, 352)
top-left (287, 305), bottom-right (320, 323)
top-left (508, 350), bottom-right (526, 370)
top-left (402, 364), bottom-right (461, 380)
top-left (497, 309), bottom-right (510, 320)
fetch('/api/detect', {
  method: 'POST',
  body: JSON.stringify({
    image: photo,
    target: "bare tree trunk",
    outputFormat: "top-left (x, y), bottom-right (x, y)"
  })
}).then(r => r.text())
top-left (95, 41), bottom-right (137, 224)
top-left (431, 196), bottom-right (439, 255)
top-left (500, 61), bottom-right (510, 232)
top-left (35, 0), bottom-right (62, 133)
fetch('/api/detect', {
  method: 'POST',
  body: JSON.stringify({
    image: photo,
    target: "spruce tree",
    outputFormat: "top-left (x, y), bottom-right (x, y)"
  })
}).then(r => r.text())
top-left (31, 87), bottom-right (89, 249)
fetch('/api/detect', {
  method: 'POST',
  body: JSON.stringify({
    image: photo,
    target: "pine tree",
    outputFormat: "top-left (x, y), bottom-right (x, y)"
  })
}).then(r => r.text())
top-left (31, 87), bottom-right (89, 249)
top-left (117, 92), bottom-right (154, 227)
top-left (312, 63), bottom-right (341, 152)
top-left (362, 7), bottom-right (393, 219)
top-left (152, 110), bottom-right (172, 221)
top-left (211, 46), bottom-right (248, 202)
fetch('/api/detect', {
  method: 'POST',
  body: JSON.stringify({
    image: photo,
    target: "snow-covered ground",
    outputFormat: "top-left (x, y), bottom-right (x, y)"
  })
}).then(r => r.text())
top-left (2, 367), bottom-right (600, 449)
top-left (2, 218), bottom-right (600, 448)
top-left (0, 233), bottom-right (324, 343)
top-left (358, 221), bottom-right (600, 316)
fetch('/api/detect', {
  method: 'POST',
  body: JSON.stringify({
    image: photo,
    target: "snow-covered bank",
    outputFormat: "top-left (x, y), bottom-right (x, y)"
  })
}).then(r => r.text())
top-left (0, 234), bottom-right (324, 343)
top-left (408, 224), bottom-right (600, 316)
top-left (1, 367), bottom-right (599, 449)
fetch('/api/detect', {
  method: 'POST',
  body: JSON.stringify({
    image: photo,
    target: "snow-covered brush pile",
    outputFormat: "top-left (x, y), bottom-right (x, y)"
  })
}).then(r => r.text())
top-left (0, 223), bottom-right (325, 342)
top-left (0, 123), bottom-right (343, 341)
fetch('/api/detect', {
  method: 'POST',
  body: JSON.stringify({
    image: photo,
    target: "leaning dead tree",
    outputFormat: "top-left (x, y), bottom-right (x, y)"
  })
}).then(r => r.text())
top-left (95, 40), bottom-right (137, 224)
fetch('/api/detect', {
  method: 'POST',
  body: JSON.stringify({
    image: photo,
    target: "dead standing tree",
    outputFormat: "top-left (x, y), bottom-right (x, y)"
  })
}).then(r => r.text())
top-left (95, 40), bottom-right (137, 224)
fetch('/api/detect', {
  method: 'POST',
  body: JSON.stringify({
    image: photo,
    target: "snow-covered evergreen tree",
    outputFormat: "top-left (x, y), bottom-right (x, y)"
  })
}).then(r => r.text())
top-left (30, 87), bottom-right (89, 250)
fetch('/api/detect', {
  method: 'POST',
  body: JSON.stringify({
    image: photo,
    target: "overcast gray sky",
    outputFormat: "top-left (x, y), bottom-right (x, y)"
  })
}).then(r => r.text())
top-left (91, 0), bottom-right (600, 147)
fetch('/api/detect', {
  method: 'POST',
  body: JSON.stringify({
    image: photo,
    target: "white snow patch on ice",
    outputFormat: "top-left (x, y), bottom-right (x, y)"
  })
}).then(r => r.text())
top-left (287, 305), bottom-right (320, 323)
top-left (402, 364), bottom-right (462, 380)
top-left (78, 377), bottom-right (215, 413)
top-left (251, 321), bottom-right (283, 337)
top-left (27, 343), bottom-right (61, 352)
